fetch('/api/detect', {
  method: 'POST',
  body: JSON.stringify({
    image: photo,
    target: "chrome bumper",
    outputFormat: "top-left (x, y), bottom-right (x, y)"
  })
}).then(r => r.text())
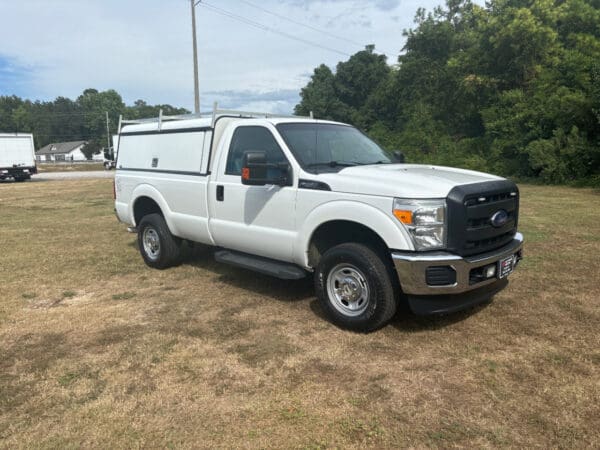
top-left (392, 232), bottom-right (524, 295)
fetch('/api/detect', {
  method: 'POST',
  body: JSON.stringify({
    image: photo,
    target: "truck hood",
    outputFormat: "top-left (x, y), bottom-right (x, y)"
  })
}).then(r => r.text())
top-left (313, 164), bottom-right (504, 198)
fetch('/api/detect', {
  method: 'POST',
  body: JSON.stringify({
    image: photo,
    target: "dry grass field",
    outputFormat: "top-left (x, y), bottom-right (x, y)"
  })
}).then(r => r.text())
top-left (0, 179), bottom-right (598, 448)
top-left (36, 163), bottom-right (105, 173)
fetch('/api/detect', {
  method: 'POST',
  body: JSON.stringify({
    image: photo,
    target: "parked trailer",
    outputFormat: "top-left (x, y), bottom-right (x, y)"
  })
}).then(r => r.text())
top-left (0, 133), bottom-right (37, 181)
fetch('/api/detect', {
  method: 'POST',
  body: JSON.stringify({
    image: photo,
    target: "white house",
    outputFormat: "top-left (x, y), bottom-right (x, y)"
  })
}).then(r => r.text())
top-left (36, 141), bottom-right (88, 162)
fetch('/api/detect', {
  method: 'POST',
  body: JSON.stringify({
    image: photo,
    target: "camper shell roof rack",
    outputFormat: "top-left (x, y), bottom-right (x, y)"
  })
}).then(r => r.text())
top-left (117, 101), bottom-right (314, 134)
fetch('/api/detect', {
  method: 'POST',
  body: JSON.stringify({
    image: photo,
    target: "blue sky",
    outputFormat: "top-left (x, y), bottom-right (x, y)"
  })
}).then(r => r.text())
top-left (0, 0), bottom-right (452, 113)
top-left (0, 56), bottom-right (32, 98)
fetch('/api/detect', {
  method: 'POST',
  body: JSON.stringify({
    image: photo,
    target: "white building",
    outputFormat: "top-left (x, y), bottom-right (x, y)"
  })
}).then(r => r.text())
top-left (36, 141), bottom-right (88, 162)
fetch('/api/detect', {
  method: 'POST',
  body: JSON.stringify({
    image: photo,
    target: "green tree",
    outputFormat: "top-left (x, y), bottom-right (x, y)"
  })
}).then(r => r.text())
top-left (0, 90), bottom-right (190, 151)
top-left (125, 99), bottom-right (189, 120)
top-left (295, 0), bottom-right (600, 185)
top-left (295, 64), bottom-right (349, 120)
top-left (11, 105), bottom-right (29, 132)
top-left (80, 140), bottom-right (103, 160)
top-left (77, 88), bottom-right (125, 145)
top-left (335, 45), bottom-right (390, 121)
top-left (0, 95), bottom-right (25, 132)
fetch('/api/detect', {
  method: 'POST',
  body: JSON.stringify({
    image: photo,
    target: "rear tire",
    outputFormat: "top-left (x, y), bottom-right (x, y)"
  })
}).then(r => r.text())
top-left (314, 243), bottom-right (398, 332)
top-left (137, 213), bottom-right (182, 269)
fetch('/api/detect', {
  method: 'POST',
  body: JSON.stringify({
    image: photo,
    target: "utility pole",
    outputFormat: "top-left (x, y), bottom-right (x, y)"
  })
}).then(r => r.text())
top-left (191, 0), bottom-right (200, 113)
top-left (105, 111), bottom-right (111, 159)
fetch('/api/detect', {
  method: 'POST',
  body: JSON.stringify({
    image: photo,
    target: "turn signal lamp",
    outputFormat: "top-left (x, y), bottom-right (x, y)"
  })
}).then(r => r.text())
top-left (393, 209), bottom-right (413, 224)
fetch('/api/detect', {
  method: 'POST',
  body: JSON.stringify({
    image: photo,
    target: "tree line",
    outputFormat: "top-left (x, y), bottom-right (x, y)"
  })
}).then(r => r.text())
top-left (295, 0), bottom-right (600, 185)
top-left (1, 0), bottom-right (598, 181)
top-left (0, 89), bottom-right (188, 158)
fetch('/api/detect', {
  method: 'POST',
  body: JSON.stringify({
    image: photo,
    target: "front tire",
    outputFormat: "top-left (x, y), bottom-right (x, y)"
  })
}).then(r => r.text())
top-left (315, 243), bottom-right (398, 332)
top-left (137, 213), bottom-right (182, 269)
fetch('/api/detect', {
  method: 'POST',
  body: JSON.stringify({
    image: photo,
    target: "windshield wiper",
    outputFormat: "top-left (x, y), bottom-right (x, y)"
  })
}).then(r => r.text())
top-left (306, 161), bottom-right (358, 168)
top-left (354, 160), bottom-right (392, 166)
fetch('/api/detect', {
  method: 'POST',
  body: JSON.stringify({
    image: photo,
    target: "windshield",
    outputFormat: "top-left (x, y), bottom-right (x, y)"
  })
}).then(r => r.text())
top-left (276, 123), bottom-right (392, 173)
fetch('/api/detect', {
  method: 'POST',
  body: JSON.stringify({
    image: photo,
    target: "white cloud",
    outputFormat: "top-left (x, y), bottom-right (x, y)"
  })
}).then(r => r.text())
top-left (0, 0), bottom-right (447, 113)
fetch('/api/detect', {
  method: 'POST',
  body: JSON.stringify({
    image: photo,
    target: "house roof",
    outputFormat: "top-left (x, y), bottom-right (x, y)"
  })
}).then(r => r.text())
top-left (36, 141), bottom-right (87, 155)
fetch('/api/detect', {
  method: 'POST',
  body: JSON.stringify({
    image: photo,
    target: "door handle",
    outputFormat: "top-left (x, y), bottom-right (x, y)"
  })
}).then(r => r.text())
top-left (216, 185), bottom-right (224, 201)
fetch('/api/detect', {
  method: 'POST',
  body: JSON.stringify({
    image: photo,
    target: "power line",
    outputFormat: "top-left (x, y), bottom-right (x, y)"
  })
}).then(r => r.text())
top-left (198, 2), bottom-right (352, 57)
top-left (236, 0), bottom-right (365, 48)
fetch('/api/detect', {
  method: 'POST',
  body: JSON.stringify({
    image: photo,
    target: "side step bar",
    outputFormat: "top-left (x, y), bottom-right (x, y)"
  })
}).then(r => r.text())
top-left (214, 249), bottom-right (307, 280)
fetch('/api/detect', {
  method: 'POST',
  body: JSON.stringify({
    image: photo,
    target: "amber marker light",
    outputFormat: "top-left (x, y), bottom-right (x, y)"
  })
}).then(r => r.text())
top-left (393, 209), bottom-right (413, 224)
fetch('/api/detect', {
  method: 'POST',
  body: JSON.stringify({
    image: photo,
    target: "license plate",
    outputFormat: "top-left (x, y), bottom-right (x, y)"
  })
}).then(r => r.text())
top-left (498, 255), bottom-right (515, 279)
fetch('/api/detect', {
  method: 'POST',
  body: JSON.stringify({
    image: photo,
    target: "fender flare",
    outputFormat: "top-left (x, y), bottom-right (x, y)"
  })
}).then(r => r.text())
top-left (130, 184), bottom-right (179, 234)
top-left (295, 200), bottom-right (414, 267)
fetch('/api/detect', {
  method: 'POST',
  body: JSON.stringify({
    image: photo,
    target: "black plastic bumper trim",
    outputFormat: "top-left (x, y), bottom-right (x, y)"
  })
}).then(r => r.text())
top-left (407, 278), bottom-right (509, 315)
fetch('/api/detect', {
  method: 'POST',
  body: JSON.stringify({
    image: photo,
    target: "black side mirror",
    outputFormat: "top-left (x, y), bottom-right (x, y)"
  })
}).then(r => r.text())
top-left (241, 151), bottom-right (291, 187)
top-left (393, 150), bottom-right (406, 163)
top-left (242, 151), bottom-right (268, 186)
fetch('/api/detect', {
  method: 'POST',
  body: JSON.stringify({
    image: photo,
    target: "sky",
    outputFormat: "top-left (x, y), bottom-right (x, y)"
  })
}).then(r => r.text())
top-left (0, 0), bottom-right (450, 114)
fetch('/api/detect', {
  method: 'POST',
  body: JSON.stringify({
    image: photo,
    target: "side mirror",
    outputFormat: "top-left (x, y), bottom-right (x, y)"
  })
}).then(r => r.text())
top-left (242, 151), bottom-right (268, 186)
top-left (241, 151), bottom-right (292, 187)
top-left (393, 150), bottom-right (406, 164)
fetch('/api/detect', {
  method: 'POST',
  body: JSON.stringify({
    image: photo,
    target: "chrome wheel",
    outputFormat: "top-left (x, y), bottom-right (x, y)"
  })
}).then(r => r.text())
top-left (142, 227), bottom-right (161, 261)
top-left (326, 263), bottom-right (370, 317)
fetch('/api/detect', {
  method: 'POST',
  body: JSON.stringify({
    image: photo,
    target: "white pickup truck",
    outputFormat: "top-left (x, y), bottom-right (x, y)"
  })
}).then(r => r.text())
top-left (114, 108), bottom-right (523, 331)
top-left (0, 133), bottom-right (37, 182)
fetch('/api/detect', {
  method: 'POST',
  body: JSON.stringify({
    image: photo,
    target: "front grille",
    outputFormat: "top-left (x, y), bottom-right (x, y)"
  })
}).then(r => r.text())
top-left (447, 180), bottom-right (519, 256)
top-left (464, 230), bottom-right (515, 252)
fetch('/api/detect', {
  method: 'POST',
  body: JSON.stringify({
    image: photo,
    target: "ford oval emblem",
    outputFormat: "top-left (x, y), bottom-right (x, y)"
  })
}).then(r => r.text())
top-left (490, 209), bottom-right (509, 228)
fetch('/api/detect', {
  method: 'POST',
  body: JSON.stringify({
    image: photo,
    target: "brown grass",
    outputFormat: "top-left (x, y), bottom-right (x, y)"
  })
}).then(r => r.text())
top-left (0, 180), bottom-right (598, 448)
top-left (36, 163), bottom-right (105, 173)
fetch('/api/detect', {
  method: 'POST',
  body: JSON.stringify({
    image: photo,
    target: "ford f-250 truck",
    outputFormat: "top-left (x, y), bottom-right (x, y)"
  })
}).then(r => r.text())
top-left (114, 107), bottom-right (523, 331)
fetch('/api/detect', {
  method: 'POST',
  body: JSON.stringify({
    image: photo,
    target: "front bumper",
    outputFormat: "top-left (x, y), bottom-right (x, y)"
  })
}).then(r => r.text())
top-left (392, 232), bottom-right (524, 296)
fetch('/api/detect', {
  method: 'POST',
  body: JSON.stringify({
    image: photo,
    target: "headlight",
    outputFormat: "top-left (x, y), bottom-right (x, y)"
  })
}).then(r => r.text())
top-left (393, 198), bottom-right (446, 250)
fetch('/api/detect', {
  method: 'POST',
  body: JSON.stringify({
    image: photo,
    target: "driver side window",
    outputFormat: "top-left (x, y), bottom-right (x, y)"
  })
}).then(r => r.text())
top-left (225, 126), bottom-right (287, 176)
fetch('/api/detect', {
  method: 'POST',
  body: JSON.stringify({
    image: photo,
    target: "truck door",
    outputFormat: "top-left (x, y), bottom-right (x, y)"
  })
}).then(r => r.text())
top-left (208, 125), bottom-right (297, 262)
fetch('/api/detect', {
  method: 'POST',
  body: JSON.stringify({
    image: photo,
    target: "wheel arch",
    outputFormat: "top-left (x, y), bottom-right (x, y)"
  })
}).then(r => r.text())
top-left (297, 200), bottom-right (413, 269)
top-left (307, 220), bottom-right (389, 268)
top-left (130, 184), bottom-right (178, 234)
top-left (133, 196), bottom-right (162, 226)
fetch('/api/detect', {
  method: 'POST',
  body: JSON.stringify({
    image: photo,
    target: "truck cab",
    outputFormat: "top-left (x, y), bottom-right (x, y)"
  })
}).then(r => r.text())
top-left (114, 107), bottom-right (523, 332)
